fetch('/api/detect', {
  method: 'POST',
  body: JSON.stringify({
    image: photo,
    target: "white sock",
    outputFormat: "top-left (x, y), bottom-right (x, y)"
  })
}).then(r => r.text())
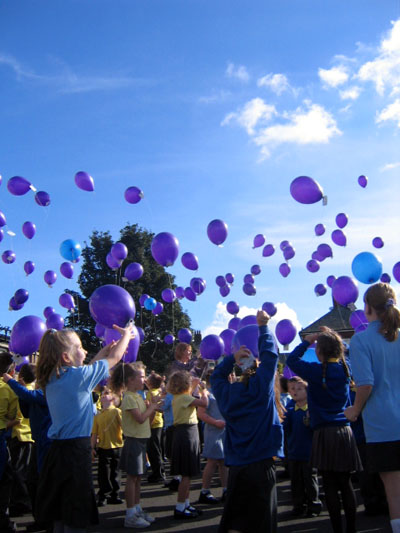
top-left (176, 502), bottom-right (185, 512)
top-left (391, 519), bottom-right (400, 532)
top-left (126, 507), bottom-right (135, 518)
top-left (135, 504), bottom-right (142, 513)
top-left (175, 475), bottom-right (182, 481)
top-left (185, 498), bottom-right (191, 508)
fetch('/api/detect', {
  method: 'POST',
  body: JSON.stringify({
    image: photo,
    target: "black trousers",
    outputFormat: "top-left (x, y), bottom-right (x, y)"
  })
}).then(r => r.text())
top-left (288, 459), bottom-right (321, 509)
top-left (97, 447), bottom-right (121, 499)
top-left (147, 428), bottom-right (165, 479)
top-left (9, 437), bottom-right (32, 510)
top-left (0, 431), bottom-right (13, 527)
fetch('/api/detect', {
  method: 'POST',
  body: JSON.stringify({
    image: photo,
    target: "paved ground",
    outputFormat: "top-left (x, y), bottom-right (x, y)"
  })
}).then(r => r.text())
top-left (14, 461), bottom-right (392, 532)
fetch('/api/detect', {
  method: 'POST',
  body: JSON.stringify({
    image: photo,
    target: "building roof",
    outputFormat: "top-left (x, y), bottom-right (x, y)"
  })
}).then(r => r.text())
top-left (299, 301), bottom-right (355, 339)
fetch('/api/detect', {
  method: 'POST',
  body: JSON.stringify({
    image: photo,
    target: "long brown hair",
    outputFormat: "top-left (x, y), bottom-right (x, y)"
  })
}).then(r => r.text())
top-left (316, 328), bottom-right (350, 389)
top-left (36, 329), bottom-right (77, 391)
top-left (364, 283), bottom-right (400, 342)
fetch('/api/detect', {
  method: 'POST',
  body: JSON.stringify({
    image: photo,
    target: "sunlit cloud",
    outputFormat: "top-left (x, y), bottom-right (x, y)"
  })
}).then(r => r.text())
top-left (339, 86), bottom-right (362, 100)
top-left (318, 65), bottom-right (349, 88)
top-left (225, 62), bottom-right (250, 83)
top-left (257, 73), bottom-right (292, 95)
top-left (376, 98), bottom-right (400, 127)
top-left (380, 161), bottom-right (400, 172)
top-left (221, 97), bottom-right (277, 135)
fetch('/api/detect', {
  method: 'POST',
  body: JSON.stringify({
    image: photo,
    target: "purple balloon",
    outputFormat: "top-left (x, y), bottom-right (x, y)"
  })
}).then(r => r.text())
top-left (10, 315), bottom-right (47, 356)
top-left (104, 325), bottom-right (140, 363)
top-left (111, 242), bottom-right (128, 261)
top-left (124, 186), bottom-right (144, 204)
top-left (175, 287), bottom-right (185, 299)
top-left (243, 282), bottom-right (256, 296)
top-left (43, 306), bottom-right (55, 319)
top-left (358, 175), bottom-right (368, 188)
top-left (279, 263), bottom-right (291, 278)
top-left (14, 289), bottom-right (29, 305)
top-left (124, 262), bottom-right (144, 281)
top-left (275, 319), bottom-right (297, 346)
top-left (151, 232), bottom-right (179, 267)
top-left (314, 283), bottom-right (327, 296)
top-left (207, 219), bottom-right (228, 246)
top-left (0, 211), bottom-right (6, 227)
top-left (331, 229), bottom-right (347, 247)
top-left (290, 176), bottom-right (324, 204)
top-left (35, 190), bottom-right (51, 206)
top-left (228, 317), bottom-right (241, 331)
top-left (161, 288), bottom-right (176, 303)
top-left (15, 356), bottom-right (30, 372)
top-left (9, 297), bottom-right (23, 311)
top-left (283, 246), bottom-right (295, 261)
top-left (317, 243), bottom-right (333, 259)
top-left (2, 250), bottom-right (16, 264)
top-left (335, 213), bottom-right (348, 229)
top-left (314, 223), bottom-right (325, 236)
top-left (190, 277), bottom-right (206, 295)
top-left (95, 323), bottom-right (105, 339)
top-left (24, 261), bottom-right (35, 276)
top-left (253, 234), bottom-right (266, 248)
top-left (22, 221), bottom-right (36, 239)
top-left (7, 176), bottom-right (32, 196)
top-left (178, 328), bottom-right (192, 343)
top-left (59, 293), bottom-right (75, 310)
top-left (307, 259), bottom-right (320, 273)
top-left (225, 273), bottom-right (234, 284)
top-left (355, 323), bottom-right (368, 333)
top-left (152, 302), bottom-right (164, 315)
top-left (181, 252), bottom-right (199, 271)
top-left (89, 284), bottom-right (136, 328)
top-left (283, 366), bottom-right (297, 379)
top-left (216, 275), bottom-right (226, 287)
top-left (240, 315), bottom-right (257, 327)
top-left (350, 310), bottom-right (368, 330)
top-left (326, 275), bottom-right (336, 288)
top-left (44, 270), bottom-right (57, 287)
top-left (164, 334), bottom-right (175, 345)
top-left (60, 262), bottom-right (74, 279)
top-left (226, 301), bottom-right (240, 315)
top-left (243, 274), bottom-right (255, 284)
top-left (372, 237), bottom-right (384, 249)
top-left (184, 287), bottom-right (197, 301)
top-left (232, 324), bottom-right (259, 357)
top-left (219, 285), bottom-right (230, 297)
top-left (280, 240), bottom-right (291, 251)
top-left (106, 252), bottom-right (122, 270)
top-left (380, 273), bottom-right (391, 283)
top-left (392, 262), bottom-right (400, 283)
top-left (251, 264), bottom-right (261, 276)
top-left (74, 171), bottom-right (94, 192)
top-left (262, 302), bottom-right (277, 317)
top-left (136, 326), bottom-right (144, 343)
top-left (220, 328), bottom-right (236, 356)
top-left (332, 276), bottom-right (359, 306)
top-left (200, 334), bottom-right (225, 360)
top-left (262, 244), bottom-right (275, 257)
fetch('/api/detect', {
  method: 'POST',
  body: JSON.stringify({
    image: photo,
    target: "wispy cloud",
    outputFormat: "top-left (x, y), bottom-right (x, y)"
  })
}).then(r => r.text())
top-left (226, 62), bottom-right (250, 83)
top-left (380, 161), bottom-right (400, 172)
top-left (198, 89), bottom-right (231, 104)
top-left (376, 98), bottom-right (400, 127)
top-left (339, 86), bottom-right (362, 101)
top-left (318, 65), bottom-right (349, 88)
top-left (257, 73), bottom-right (293, 96)
top-left (221, 97), bottom-right (277, 135)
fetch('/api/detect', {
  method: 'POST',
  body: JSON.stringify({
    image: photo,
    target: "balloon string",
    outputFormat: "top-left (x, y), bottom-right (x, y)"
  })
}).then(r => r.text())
top-left (168, 273), bottom-right (175, 335)
top-left (150, 313), bottom-right (158, 359)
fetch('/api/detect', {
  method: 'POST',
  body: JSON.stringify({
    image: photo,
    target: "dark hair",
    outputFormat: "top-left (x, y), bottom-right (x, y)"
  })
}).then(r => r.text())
top-left (364, 283), bottom-right (400, 342)
top-left (316, 328), bottom-right (350, 388)
top-left (109, 361), bottom-right (145, 395)
top-left (167, 371), bottom-right (192, 395)
top-left (174, 343), bottom-right (191, 361)
top-left (0, 351), bottom-right (14, 374)
top-left (18, 363), bottom-right (36, 385)
top-left (147, 372), bottom-right (163, 389)
top-left (279, 375), bottom-right (288, 393)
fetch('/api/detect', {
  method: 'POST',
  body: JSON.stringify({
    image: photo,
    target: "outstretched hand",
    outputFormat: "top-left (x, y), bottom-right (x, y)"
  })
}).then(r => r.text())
top-left (234, 346), bottom-right (252, 364)
top-left (113, 323), bottom-right (136, 340)
top-left (256, 310), bottom-right (270, 326)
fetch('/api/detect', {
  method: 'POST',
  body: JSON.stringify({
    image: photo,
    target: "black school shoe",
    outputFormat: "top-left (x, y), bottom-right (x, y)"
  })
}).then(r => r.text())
top-left (174, 508), bottom-right (198, 519)
top-left (164, 478), bottom-right (180, 491)
top-left (107, 496), bottom-right (124, 504)
top-left (198, 492), bottom-right (219, 504)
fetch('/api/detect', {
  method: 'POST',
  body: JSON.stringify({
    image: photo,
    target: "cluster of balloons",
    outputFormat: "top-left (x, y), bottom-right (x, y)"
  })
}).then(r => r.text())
top-left (106, 242), bottom-right (128, 270)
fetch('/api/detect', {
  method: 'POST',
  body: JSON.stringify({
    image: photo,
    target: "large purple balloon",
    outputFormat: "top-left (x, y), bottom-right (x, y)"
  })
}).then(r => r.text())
top-left (314, 223), bottom-right (325, 236)
top-left (35, 191), bottom-right (51, 206)
top-left (161, 288), bottom-right (176, 303)
top-left (95, 323), bottom-right (105, 339)
top-left (104, 325), bottom-right (140, 363)
top-left (207, 219), bottom-right (228, 246)
top-left (335, 213), bottom-right (348, 229)
top-left (262, 302), bottom-right (277, 317)
top-left (279, 263), bottom-right (291, 278)
top-left (10, 315), bottom-right (46, 356)
top-left (184, 287), bottom-right (197, 301)
top-left (190, 277), bottom-right (206, 295)
top-left (358, 175), bottom-right (368, 188)
top-left (45, 313), bottom-right (65, 331)
top-left (392, 262), bottom-right (400, 283)
top-left (225, 273), bottom-right (234, 284)
top-left (350, 310), bottom-right (368, 330)
top-left (181, 252), bottom-right (199, 271)
top-left (164, 334), bottom-right (175, 345)
top-left (253, 234), bottom-right (265, 248)
top-left (220, 328), bottom-right (236, 355)
top-left (250, 265), bottom-right (261, 276)
top-left (228, 317), bottom-right (241, 331)
top-left (60, 262), bottom-right (74, 279)
top-left (124, 186), bottom-right (144, 204)
top-left (44, 270), bottom-right (57, 287)
top-left (262, 244), bottom-right (275, 257)
top-left (151, 232), bottom-right (179, 267)
top-left (226, 301), bottom-right (239, 315)
top-left (22, 221), bottom-right (36, 239)
top-left (306, 259), bottom-right (320, 273)
top-left (124, 262), bottom-right (144, 281)
top-left (372, 237), bottom-right (384, 249)
top-left (24, 261), bottom-right (35, 276)
top-left (89, 285), bottom-right (136, 328)
top-left (332, 276), bottom-right (359, 306)
top-left (14, 289), bottom-right (29, 305)
top-left (240, 315), bottom-right (257, 327)
top-left (232, 324), bottom-right (259, 357)
top-left (243, 282), bottom-right (256, 296)
top-left (275, 319), bottom-right (297, 346)
top-left (111, 242), bottom-right (128, 261)
top-left (0, 211), bottom-right (6, 227)
top-left (106, 252), bottom-right (122, 270)
top-left (74, 171), bottom-right (94, 192)
top-left (317, 243), bottom-right (333, 259)
top-left (7, 176), bottom-right (31, 196)
top-left (59, 293), bottom-right (75, 310)
top-left (314, 283), bottom-right (327, 296)
top-left (290, 176), bottom-right (324, 204)
top-left (200, 334), bottom-right (224, 360)
top-left (219, 285), bottom-right (230, 297)
top-left (2, 250), bottom-right (16, 264)
top-left (331, 229), bottom-right (347, 247)
top-left (178, 328), bottom-right (192, 343)
top-left (243, 274), bottom-right (255, 284)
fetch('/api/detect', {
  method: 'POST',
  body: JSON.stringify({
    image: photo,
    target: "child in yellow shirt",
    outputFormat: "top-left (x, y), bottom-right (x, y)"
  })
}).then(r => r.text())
top-left (146, 372), bottom-right (165, 483)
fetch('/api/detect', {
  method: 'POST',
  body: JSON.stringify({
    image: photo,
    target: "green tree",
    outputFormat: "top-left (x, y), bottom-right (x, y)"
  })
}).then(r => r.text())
top-left (65, 224), bottom-right (193, 372)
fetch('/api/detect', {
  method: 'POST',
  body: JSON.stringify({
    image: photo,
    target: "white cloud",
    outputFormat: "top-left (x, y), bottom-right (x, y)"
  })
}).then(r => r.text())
top-left (198, 90), bottom-right (231, 104)
top-left (221, 97), bottom-right (277, 135)
top-left (376, 98), bottom-right (400, 126)
top-left (339, 86), bottom-right (362, 101)
top-left (380, 161), bottom-right (400, 172)
top-left (318, 65), bottom-right (349, 88)
top-left (357, 19), bottom-right (400, 95)
top-left (226, 62), bottom-right (250, 83)
top-left (257, 73), bottom-right (291, 95)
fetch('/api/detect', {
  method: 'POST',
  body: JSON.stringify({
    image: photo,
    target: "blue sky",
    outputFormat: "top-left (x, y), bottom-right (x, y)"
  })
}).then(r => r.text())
top-left (1, 1), bottom-right (400, 350)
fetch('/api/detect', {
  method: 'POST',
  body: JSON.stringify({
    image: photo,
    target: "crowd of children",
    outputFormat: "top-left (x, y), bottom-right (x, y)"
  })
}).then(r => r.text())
top-left (0, 283), bottom-right (398, 532)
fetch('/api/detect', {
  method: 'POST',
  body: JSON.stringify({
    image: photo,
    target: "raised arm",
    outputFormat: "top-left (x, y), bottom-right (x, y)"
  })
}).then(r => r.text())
top-left (91, 323), bottom-right (135, 369)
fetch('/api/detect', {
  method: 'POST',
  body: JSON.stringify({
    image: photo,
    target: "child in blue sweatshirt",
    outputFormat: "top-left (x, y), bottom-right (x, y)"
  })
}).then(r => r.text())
top-left (286, 327), bottom-right (362, 533)
top-left (210, 310), bottom-right (283, 533)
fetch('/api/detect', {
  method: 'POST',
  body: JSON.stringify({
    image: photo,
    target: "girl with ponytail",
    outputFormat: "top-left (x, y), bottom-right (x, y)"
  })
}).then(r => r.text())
top-left (345, 283), bottom-right (400, 533)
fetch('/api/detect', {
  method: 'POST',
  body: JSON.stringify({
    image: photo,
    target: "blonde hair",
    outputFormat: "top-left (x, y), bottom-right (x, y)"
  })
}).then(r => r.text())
top-left (167, 371), bottom-right (191, 395)
top-left (364, 283), bottom-right (400, 342)
top-left (109, 361), bottom-right (146, 395)
top-left (36, 329), bottom-right (77, 391)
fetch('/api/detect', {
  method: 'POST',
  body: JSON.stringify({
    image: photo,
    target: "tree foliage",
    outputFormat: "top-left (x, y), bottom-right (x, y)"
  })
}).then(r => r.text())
top-left (65, 224), bottom-right (193, 372)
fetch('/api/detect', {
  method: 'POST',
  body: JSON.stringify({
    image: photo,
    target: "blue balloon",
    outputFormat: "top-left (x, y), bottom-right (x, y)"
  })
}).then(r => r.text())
top-left (144, 297), bottom-right (157, 311)
top-left (351, 252), bottom-right (382, 284)
top-left (60, 239), bottom-right (82, 262)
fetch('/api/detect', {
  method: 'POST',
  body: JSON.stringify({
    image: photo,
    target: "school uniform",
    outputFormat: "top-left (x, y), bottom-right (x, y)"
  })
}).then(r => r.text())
top-left (146, 388), bottom-right (165, 481)
top-left (170, 394), bottom-right (200, 477)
